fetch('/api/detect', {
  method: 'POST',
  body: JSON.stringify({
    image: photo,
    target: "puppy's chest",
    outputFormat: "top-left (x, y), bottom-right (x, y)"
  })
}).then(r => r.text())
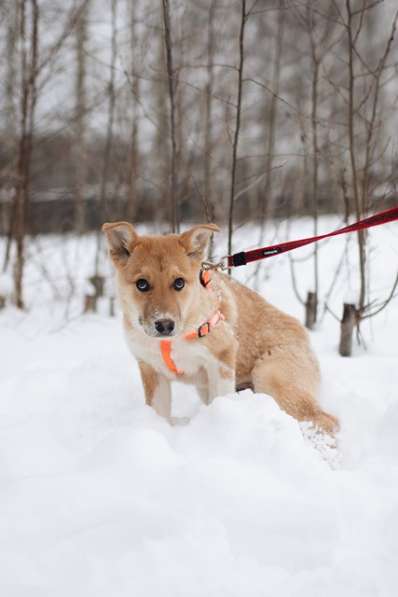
top-left (125, 329), bottom-right (212, 380)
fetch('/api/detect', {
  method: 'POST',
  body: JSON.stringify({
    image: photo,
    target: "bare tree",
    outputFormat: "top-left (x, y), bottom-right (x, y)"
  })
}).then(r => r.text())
top-left (202, 0), bottom-right (217, 235)
top-left (339, 0), bottom-right (398, 355)
top-left (3, 2), bottom-right (18, 137)
top-left (126, 0), bottom-right (140, 223)
top-left (305, 3), bottom-right (321, 329)
top-left (290, 0), bottom-right (340, 329)
top-left (227, 0), bottom-right (247, 257)
top-left (1, 0), bottom-right (19, 274)
top-left (252, 1), bottom-right (285, 287)
top-left (94, 0), bottom-right (118, 288)
top-left (161, 0), bottom-right (179, 232)
top-left (259, 1), bottom-right (285, 239)
top-left (73, 0), bottom-right (90, 234)
top-left (13, 0), bottom-right (39, 309)
top-left (0, 0), bottom-right (396, 332)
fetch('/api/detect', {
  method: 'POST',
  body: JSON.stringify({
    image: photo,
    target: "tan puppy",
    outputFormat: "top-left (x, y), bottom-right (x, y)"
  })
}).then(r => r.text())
top-left (103, 222), bottom-right (338, 433)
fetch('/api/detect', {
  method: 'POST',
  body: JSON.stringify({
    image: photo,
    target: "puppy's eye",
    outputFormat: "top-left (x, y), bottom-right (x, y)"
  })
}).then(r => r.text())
top-left (173, 277), bottom-right (185, 291)
top-left (136, 278), bottom-right (150, 292)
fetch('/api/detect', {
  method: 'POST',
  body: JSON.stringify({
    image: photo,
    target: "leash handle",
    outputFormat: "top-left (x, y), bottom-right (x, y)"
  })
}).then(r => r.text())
top-left (228, 205), bottom-right (398, 268)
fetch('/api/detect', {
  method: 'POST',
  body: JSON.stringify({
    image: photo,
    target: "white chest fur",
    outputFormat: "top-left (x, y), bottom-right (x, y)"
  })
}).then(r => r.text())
top-left (124, 324), bottom-right (212, 381)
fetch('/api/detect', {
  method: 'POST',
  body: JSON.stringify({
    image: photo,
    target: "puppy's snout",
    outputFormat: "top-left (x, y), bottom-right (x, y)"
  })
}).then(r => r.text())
top-left (155, 318), bottom-right (175, 336)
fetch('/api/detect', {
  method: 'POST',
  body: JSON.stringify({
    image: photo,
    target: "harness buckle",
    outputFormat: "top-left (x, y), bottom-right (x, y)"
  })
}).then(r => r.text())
top-left (198, 322), bottom-right (210, 337)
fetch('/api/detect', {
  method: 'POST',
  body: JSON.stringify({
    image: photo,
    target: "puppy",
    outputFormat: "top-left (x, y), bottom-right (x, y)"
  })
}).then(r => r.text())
top-left (103, 222), bottom-right (338, 433)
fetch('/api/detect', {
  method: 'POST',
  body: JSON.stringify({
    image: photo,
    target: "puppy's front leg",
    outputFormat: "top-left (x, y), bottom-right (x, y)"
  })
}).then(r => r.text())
top-left (138, 361), bottom-right (171, 419)
top-left (206, 360), bottom-right (236, 403)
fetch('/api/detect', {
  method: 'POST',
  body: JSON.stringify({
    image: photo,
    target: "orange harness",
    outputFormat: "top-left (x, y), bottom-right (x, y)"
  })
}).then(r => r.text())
top-left (159, 269), bottom-right (224, 376)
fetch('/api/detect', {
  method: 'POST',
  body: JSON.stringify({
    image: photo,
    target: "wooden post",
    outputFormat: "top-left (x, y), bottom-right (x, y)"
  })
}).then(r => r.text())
top-left (109, 297), bottom-right (115, 317)
top-left (84, 294), bottom-right (97, 313)
top-left (89, 274), bottom-right (105, 298)
top-left (339, 303), bottom-right (356, 357)
top-left (305, 291), bottom-right (318, 330)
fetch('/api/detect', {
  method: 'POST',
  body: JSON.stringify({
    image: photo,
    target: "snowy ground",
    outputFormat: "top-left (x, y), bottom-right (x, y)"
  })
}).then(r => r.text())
top-left (1, 218), bottom-right (398, 596)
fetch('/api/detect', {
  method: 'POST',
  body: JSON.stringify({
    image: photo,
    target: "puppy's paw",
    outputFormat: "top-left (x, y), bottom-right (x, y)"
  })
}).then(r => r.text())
top-left (300, 420), bottom-right (341, 469)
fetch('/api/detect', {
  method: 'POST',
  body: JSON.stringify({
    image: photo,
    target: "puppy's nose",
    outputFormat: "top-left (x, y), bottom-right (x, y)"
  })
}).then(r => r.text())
top-left (155, 319), bottom-right (175, 336)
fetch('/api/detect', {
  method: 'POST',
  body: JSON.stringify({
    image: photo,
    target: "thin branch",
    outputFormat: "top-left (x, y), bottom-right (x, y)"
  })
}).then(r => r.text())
top-left (362, 272), bottom-right (398, 320)
top-left (351, 0), bottom-right (383, 17)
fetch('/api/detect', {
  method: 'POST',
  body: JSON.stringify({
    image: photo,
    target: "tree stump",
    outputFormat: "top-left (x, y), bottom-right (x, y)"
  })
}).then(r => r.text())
top-left (84, 294), bottom-right (97, 314)
top-left (89, 275), bottom-right (105, 298)
top-left (339, 303), bottom-right (356, 357)
top-left (109, 297), bottom-right (115, 317)
top-left (305, 291), bottom-right (318, 330)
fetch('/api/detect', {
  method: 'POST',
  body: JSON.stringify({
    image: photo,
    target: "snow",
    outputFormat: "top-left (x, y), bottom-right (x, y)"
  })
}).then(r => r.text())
top-left (1, 218), bottom-right (398, 596)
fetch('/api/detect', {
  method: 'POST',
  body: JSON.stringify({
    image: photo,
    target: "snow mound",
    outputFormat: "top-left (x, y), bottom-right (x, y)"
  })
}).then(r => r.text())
top-left (1, 216), bottom-right (398, 595)
top-left (1, 312), bottom-right (398, 596)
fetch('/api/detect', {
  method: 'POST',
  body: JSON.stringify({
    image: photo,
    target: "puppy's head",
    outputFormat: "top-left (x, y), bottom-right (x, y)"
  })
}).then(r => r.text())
top-left (102, 222), bottom-right (219, 337)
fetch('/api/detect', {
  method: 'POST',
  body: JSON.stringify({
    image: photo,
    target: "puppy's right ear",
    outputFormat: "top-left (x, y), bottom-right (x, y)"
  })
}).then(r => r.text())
top-left (102, 221), bottom-right (138, 267)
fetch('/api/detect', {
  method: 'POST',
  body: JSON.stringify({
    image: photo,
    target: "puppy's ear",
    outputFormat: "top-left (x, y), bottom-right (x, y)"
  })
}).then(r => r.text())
top-left (102, 221), bottom-right (138, 267)
top-left (179, 223), bottom-right (219, 260)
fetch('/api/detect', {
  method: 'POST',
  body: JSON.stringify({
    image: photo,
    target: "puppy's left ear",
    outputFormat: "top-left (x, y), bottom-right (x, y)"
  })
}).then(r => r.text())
top-left (179, 223), bottom-right (219, 260)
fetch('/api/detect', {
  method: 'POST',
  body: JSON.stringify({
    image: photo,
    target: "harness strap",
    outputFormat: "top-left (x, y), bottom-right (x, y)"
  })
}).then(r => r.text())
top-left (160, 339), bottom-right (183, 376)
top-left (184, 309), bottom-right (225, 341)
top-left (160, 309), bottom-right (225, 376)
top-left (200, 269), bottom-right (212, 288)
top-left (159, 268), bottom-right (224, 375)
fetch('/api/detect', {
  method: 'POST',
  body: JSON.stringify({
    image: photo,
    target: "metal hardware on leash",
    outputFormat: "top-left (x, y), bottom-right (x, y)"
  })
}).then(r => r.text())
top-left (201, 258), bottom-right (229, 272)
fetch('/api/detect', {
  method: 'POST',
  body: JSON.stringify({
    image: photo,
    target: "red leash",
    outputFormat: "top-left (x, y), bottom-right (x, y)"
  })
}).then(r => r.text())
top-left (227, 206), bottom-right (398, 268)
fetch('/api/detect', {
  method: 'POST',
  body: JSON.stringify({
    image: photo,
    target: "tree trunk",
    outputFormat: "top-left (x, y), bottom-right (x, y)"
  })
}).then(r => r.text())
top-left (94, 0), bottom-right (117, 279)
top-left (84, 294), bottom-right (97, 314)
top-left (126, 0), bottom-right (139, 223)
top-left (259, 1), bottom-right (284, 237)
top-left (203, 0), bottom-right (216, 211)
top-left (73, 0), bottom-right (90, 234)
top-left (346, 0), bottom-right (366, 316)
top-left (2, 1), bottom-right (19, 273)
top-left (161, 0), bottom-right (179, 232)
top-left (227, 0), bottom-right (246, 258)
top-left (14, 0), bottom-right (39, 309)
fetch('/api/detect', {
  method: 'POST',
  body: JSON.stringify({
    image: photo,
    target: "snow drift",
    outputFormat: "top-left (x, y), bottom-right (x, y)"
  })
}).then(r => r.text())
top-left (1, 219), bottom-right (398, 596)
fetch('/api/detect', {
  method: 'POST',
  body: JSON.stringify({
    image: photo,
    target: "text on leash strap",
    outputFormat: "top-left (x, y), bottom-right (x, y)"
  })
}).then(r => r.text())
top-left (227, 205), bottom-right (398, 268)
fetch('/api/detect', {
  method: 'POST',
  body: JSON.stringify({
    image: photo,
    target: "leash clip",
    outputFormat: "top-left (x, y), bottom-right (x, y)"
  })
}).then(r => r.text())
top-left (201, 257), bottom-right (229, 272)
